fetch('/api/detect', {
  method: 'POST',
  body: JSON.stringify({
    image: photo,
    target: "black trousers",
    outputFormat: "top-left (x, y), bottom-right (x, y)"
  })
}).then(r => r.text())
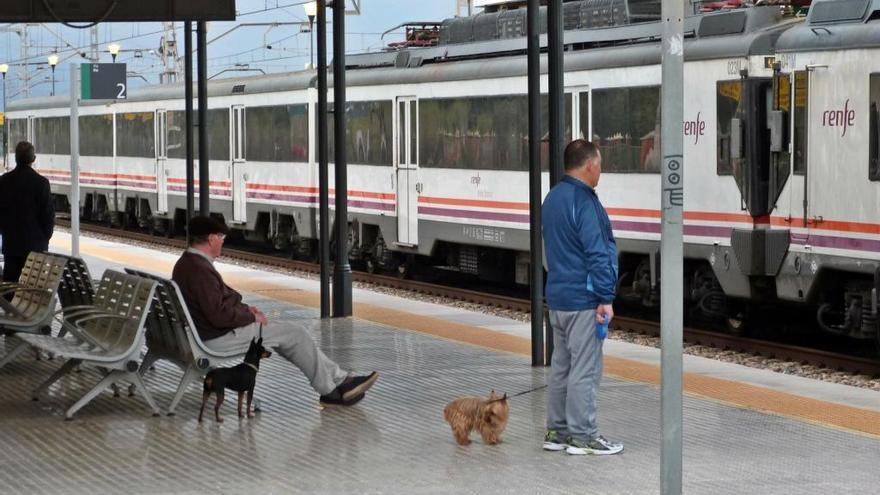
top-left (1, 254), bottom-right (26, 283)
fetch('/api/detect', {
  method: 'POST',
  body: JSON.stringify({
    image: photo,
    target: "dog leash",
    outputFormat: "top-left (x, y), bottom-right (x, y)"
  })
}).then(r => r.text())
top-left (487, 384), bottom-right (548, 403)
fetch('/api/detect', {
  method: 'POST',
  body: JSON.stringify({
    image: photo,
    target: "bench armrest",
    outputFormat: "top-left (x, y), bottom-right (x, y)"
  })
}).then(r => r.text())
top-left (62, 314), bottom-right (132, 351)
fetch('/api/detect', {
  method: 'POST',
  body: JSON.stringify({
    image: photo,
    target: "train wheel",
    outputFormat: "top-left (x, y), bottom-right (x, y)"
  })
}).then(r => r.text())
top-left (725, 313), bottom-right (749, 337)
top-left (396, 262), bottom-right (410, 279)
top-left (365, 258), bottom-right (378, 274)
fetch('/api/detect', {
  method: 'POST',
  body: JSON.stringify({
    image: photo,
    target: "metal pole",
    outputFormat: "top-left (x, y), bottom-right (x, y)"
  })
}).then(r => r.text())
top-left (548, 0), bottom-right (564, 186)
top-left (309, 16), bottom-right (315, 69)
top-left (332, 0), bottom-right (352, 317)
top-left (2, 73), bottom-right (6, 169)
top-left (197, 22), bottom-right (209, 216)
top-left (51, 67), bottom-right (55, 96)
top-left (69, 64), bottom-right (80, 258)
top-left (318, 0), bottom-right (331, 318)
top-left (545, 0), bottom-right (564, 364)
top-left (660, 0), bottom-right (684, 492)
top-left (527, 0), bottom-right (544, 367)
top-left (185, 21), bottom-right (195, 241)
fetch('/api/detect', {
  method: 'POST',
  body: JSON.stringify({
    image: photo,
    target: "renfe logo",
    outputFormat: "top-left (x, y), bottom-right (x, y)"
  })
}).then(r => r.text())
top-left (822, 98), bottom-right (855, 137)
top-left (683, 112), bottom-right (706, 144)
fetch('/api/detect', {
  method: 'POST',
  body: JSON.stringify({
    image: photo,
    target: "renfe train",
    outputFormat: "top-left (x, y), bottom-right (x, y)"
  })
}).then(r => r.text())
top-left (5, 0), bottom-right (880, 347)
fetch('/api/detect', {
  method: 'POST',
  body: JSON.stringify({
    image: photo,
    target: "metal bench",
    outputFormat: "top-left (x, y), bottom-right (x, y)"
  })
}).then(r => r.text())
top-left (0, 252), bottom-right (68, 368)
top-left (125, 268), bottom-right (248, 416)
top-left (19, 270), bottom-right (160, 419)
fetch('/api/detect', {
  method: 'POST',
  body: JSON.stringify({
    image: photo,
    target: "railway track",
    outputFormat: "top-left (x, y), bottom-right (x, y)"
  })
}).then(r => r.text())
top-left (57, 219), bottom-right (880, 377)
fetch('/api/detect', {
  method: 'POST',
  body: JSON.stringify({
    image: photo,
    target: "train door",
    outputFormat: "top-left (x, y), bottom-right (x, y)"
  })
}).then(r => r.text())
top-left (395, 96), bottom-right (418, 246)
top-left (231, 105), bottom-right (247, 223)
top-left (155, 109), bottom-right (168, 214)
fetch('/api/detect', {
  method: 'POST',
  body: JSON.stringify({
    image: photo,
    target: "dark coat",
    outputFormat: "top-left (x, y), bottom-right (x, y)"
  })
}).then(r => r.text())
top-left (0, 165), bottom-right (55, 256)
top-left (172, 250), bottom-right (256, 341)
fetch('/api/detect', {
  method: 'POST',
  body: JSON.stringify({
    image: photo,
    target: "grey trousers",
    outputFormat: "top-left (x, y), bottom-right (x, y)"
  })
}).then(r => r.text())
top-left (205, 321), bottom-right (349, 395)
top-left (546, 309), bottom-right (604, 442)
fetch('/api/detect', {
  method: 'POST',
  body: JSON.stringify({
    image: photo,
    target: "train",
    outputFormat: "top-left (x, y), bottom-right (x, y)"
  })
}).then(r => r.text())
top-left (4, 0), bottom-right (880, 348)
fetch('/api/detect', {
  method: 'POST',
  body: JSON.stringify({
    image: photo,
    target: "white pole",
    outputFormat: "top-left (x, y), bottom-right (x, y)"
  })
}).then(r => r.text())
top-left (69, 64), bottom-right (80, 258)
top-left (660, 0), bottom-right (684, 493)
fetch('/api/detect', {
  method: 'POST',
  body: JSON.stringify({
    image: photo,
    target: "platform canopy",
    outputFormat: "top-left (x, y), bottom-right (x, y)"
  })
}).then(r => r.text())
top-left (0, 0), bottom-right (236, 22)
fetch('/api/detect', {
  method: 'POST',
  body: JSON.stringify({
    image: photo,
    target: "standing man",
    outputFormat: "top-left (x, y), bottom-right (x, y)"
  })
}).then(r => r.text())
top-left (0, 141), bottom-right (55, 283)
top-left (172, 216), bottom-right (378, 406)
top-left (541, 139), bottom-right (623, 455)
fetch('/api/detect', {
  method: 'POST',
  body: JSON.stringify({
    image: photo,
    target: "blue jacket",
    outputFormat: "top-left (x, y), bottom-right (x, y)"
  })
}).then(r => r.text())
top-left (542, 175), bottom-right (618, 311)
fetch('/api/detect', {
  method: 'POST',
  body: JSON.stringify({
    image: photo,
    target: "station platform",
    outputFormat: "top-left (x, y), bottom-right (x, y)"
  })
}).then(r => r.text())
top-left (1, 231), bottom-right (878, 494)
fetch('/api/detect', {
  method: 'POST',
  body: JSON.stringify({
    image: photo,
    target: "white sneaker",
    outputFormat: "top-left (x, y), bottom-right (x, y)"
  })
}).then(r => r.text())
top-left (566, 435), bottom-right (624, 455)
top-left (542, 430), bottom-right (569, 451)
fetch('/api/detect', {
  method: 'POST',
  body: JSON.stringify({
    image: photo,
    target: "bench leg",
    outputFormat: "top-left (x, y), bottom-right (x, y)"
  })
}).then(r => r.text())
top-left (127, 350), bottom-right (162, 396)
top-left (0, 337), bottom-right (28, 369)
top-left (127, 371), bottom-right (162, 417)
top-left (32, 358), bottom-right (81, 401)
top-left (167, 365), bottom-right (201, 416)
top-left (65, 370), bottom-right (123, 419)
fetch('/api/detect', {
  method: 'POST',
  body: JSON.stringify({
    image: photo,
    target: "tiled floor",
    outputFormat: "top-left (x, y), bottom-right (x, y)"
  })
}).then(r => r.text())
top-left (1, 296), bottom-right (878, 494)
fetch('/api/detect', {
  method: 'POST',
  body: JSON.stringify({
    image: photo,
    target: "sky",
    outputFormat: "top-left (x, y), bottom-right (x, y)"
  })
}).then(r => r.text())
top-left (0, 0), bottom-right (463, 108)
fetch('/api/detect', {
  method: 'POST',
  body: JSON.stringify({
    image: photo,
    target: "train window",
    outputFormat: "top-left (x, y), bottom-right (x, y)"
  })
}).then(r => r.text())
top-left (165, 111), bottom-right (185, 159)
top-left (772, 73), bottom-right (791, 200)
top-left (165, 109), bottom-right (230, 161)
top-left (323, 100), bottom-right (393, 166)
top-left (418, 94), bottom-right (570, 171)
top-left (245, 105), bottom-right (309, 163)
top-left (116, 112), bottom-right (155, 158)
top-left (593, 86), bottom-right (660, 173)
top-left (207, 109), bottom-right (230, 161)
top-left (870, 73), bottom-right (880, 181)
top-left (716, 80), bottom-right (741, 176)
top-left (345, 101), bottom-right (393, 165)
top-left (34, 117), bottom-right (70, 155)
top-left (540, 93), bottom-right (573, 170)
top-left (420, 95), bottom-right (530, 170)
top-left (793, 71), bottom-right (808, 175)
top-left (398, 101), bottom-right (405, 164)
top-left (8, 118), bottom-right (28, 151)
top-left (79, 114), bottom-right (113, 157)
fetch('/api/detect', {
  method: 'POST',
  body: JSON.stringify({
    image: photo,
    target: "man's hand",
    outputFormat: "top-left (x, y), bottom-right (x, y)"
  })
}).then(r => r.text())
top-left (249, 306), bottom-right (269, 325)
top-left (596, 304), bottom-right (614, 324)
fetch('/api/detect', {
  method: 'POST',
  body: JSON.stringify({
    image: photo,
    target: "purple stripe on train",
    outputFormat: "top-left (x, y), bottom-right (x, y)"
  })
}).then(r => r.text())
top-left (246, 192), bottom-right (395, 211)
top-left (790, 233), bottom-right (880, 252)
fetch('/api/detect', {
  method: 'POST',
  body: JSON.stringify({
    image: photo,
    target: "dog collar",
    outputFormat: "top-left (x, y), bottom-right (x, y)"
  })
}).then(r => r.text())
top-left (244, 362), bottom-right (259, 372)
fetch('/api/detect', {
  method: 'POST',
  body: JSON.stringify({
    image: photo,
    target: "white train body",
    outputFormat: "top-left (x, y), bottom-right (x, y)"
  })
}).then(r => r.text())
top-left (5, 0), bottom-right (880, 341)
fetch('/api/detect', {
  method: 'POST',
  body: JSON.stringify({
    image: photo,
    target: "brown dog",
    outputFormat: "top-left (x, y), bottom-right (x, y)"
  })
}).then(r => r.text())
top-left (443, 390), bottom-right (509, 445)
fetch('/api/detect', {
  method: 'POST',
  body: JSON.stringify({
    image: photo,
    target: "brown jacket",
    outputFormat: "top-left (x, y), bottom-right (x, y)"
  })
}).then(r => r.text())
top-left (172, 250), bottom-right (255, 341)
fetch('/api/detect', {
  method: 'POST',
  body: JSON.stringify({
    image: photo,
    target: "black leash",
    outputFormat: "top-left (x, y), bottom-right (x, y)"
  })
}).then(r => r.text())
top-left (487, 384), bottom-right (548, 403)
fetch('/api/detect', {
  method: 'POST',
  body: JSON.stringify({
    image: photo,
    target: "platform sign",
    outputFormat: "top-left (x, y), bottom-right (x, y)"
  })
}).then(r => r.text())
top-left (80, 64), bottom-right (127, 100)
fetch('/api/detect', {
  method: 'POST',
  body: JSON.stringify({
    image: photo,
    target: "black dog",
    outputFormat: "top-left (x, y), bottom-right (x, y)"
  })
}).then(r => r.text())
top-left (199, 338), bottom-right (272, 423)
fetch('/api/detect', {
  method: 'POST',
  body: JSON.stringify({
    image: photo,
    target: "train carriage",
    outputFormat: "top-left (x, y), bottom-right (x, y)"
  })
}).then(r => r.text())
top-left (4, 0), bottom-right (879, 346)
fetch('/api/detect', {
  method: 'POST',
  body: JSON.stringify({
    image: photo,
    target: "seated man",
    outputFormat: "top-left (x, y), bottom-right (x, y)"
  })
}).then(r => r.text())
top-left (172, 216), bottom-right (378, 406)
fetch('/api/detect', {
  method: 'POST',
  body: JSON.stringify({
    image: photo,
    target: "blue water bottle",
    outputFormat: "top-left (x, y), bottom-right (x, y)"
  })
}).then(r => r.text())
top-left (597, 314), bottom-right (609, 340)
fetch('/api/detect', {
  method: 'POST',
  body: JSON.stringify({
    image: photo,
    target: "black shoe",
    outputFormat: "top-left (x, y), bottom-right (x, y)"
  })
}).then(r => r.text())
top-left (319, 391), bottom-right (365, 406)
top-left (338, 371), bottom-right (379, 401)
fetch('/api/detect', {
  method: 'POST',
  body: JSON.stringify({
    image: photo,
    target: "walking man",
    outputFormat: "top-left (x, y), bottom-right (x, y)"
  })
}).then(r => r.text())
top-left (541, 139), bottom-right (623, 455)
top-left (172, 216), bottom-right (378, 406)
top-left (0, 141), bottom-right (55, 283)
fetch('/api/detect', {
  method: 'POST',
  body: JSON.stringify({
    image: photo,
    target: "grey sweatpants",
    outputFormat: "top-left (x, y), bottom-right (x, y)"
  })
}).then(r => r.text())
top-left (546, 309), bottom-right (604, 442)
top-left (205, 321), bottom-right (349, 395)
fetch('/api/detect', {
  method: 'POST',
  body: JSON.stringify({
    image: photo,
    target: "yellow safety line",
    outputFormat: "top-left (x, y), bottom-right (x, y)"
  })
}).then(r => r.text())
top-left (53, 236), bottom-right (880, 438)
